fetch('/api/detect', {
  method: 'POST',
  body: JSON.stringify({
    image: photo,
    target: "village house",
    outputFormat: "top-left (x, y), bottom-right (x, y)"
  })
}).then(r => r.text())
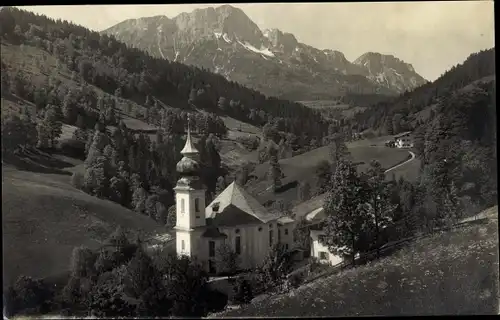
top-left (394, 131), bottom-right (413, 148)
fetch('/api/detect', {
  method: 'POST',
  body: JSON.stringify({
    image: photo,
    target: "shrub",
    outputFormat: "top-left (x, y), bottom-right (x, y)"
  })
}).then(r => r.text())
top-left (71, 172), bottom-right (84, 189)
top-left (232, 278), bottom-right (254, 305)
top-left (5, 275), bottom-right (54, 316)
top-left (288, 272), bottom-right (304, 289)
top-left (206, 289), bottom-right (228, 312)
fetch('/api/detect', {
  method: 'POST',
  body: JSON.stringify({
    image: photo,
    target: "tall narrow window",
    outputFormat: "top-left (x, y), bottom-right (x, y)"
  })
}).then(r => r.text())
top-left (269, 230), bottom-right (274, 247)
top-left (235, 236), bottom-right (241, 255)
top-left (284, 228), bottom-right (289, 235)
top-left (278, 229), bottom-right (281, 243)
top-left (181, 199), bottom-right (185, 214)
top-left (195, 198), bottom-right (200, 218)
top-left (195, 198), bottom-right (200, 212)
top-left (209, 241), bottom-right (215, 257)
top-left (181, 240), bottom-right (185, 251)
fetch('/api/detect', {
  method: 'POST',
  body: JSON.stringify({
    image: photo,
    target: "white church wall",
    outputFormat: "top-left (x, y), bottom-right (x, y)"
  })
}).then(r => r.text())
top-left (219, 222), bottom-right (276, 270)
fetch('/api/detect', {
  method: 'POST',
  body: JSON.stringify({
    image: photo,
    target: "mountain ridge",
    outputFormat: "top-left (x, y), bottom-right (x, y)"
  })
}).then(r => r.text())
top-left (102, 5), bottom-right (427, 101)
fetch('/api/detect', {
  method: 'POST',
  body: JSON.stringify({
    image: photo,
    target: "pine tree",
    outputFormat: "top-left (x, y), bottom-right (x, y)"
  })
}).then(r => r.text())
top-left (322, 159), bottom-right (370, 266)
top-left (268, 154), bottom-right (282, 192)
top-left (42, 104), bottom-right (63, 148)
top-left (62, 89), bottom-right (78, 124)
top-left (365, 160), bottom-right (397, 257)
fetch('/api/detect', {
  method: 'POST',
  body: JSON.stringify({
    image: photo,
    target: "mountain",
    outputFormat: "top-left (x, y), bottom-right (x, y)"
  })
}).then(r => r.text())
top-left (350, 48), bottom-right (496, 135)
top-left (102, 5), bottom-right (427, 101)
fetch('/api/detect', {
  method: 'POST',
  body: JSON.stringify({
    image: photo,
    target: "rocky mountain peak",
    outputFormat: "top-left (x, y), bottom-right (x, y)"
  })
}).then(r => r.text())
top-left (103, 6), bottom-right (427, 99)
top-left (264, 28), bottom-right (298, 54)
top-left (172, 5), bottom-right (263, 47)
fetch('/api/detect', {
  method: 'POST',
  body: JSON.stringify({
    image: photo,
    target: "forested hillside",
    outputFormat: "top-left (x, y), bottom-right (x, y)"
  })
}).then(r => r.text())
top-left (350, 49), bottom-right (495, 135)
top-left (0, 7), bottom-right (329, 141)
top-left (0, 7), bottom-right (337, 228)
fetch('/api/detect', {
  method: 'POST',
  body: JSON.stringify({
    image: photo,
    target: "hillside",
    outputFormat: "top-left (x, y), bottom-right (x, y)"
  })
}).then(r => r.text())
top-left (247, 135), bottom-right (415, 207)
top-left (103, 5), bottom-right (427, 101)
top-left (2, 152), bottom-right (167, 287)
top-left (217, 208), bottom-right (499, 316)
top-left (0, 7), bottom-right (329, 145)
top-left (351, 48), bottom-right (495, 135)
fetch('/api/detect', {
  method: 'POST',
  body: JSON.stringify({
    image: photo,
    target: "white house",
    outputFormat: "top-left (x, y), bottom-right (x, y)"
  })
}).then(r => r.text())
top-left (289, 193), bottom-right (345, 266)
top-left (173, 123), bottom-right (294, 274)
top-left (394, 132), bottom-right (413, 148)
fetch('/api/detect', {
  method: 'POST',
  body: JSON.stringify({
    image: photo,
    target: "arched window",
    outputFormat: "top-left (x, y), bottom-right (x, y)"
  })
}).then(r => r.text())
top-left (181, 199), bottom-right (185, 214)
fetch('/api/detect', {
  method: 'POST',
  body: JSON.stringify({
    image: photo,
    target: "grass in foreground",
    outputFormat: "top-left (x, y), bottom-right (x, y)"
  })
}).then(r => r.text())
top-left (219, 213), bottom-right (499, 316)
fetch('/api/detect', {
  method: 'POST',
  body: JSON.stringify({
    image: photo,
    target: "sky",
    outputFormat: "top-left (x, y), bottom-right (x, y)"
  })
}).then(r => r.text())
top-left (19, 2), bottom-right (495, 81)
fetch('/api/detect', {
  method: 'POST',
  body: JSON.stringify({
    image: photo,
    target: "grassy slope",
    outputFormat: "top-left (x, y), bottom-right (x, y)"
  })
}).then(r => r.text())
top-left (218, 208), bottom-right (499, 316)
top-left (248, 135), bottom-right (413, 205)
top-left (2, 158), bottom-right (167, 287)
top-left (2, 94), bottom-right (167, 287)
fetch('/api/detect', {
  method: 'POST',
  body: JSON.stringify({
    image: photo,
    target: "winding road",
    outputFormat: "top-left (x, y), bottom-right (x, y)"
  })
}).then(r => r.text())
top-left (384, 151), bottom-right (416, 174)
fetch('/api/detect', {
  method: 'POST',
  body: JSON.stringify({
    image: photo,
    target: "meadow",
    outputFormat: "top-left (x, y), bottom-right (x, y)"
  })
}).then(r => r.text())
top-left (218, 208), bottom-right (499, 316)
top-left (2, 149), bottom-right (167, 288)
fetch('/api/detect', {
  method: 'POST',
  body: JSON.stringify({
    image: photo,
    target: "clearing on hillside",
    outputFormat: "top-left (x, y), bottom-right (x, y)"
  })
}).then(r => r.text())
top-left (218, 207), bottom-right (499, 316)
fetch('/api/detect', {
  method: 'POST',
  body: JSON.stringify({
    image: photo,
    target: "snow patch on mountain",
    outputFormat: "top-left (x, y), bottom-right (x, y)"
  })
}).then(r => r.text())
top-left (214, 32), bottom-right (222, 39)
top-left (238, 40), bottom-right (275, 57)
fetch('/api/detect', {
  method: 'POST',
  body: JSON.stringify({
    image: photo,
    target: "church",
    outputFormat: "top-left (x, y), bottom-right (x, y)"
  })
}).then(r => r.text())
top-left (173, 123), bottom-right (296, 274)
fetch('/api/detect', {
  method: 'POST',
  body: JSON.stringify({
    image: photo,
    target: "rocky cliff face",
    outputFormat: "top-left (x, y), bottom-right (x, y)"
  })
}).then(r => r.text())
top-left (103, 5), bottom-right (427, 100)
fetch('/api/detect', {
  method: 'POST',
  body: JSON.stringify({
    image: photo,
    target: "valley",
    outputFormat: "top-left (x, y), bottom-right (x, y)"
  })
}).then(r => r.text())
top-left (1, 4), bottom-right (496, 318)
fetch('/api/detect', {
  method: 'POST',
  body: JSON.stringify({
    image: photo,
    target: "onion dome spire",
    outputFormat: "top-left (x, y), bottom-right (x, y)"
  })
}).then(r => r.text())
top-left (176, 114), bottom-right (200, 175)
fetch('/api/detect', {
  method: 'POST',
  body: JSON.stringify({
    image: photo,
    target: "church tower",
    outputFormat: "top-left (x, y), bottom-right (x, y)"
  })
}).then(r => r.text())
top-left (174, 115), bottom-right (206, 259)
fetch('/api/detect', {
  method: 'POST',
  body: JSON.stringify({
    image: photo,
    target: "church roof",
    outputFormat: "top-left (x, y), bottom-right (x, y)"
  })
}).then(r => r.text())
top-left (206, 181), bottom-right (280, 225)
top-left (201, 227), bottom-right (228, 239)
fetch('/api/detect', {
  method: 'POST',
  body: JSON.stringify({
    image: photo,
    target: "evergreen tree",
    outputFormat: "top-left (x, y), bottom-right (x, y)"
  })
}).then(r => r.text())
top-left (322, 159), bottom-right (370, 266)
top-left (268, 154), bottom-right (282, 192)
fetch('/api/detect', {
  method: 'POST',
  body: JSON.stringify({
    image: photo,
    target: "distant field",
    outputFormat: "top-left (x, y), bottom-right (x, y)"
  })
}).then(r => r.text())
top-left (218, 208), bottom-right (499, 316)
top-left (2, 149), bottom-right (167, 288)
top-left (299, 100), bottom-right (368, 118)
top-left (248, 135), bottom-right (413, 205)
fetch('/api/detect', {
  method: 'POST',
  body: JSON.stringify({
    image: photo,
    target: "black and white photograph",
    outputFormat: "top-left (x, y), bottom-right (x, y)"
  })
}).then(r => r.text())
top-left (1, 2), bottom-right (497, 318)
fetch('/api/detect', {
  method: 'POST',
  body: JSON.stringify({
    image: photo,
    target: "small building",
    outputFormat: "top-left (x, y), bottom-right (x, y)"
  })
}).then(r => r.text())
top-left (290, 193), bottom-right (345, 266)
top-left (394, 131), bottom-right (413, 148)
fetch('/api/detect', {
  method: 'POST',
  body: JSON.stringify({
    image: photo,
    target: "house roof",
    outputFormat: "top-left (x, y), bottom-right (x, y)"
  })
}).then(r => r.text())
top-left (291, 193), bottom-right (328, 220)
top-left (394, 131), bottom-right (412, 139)
top-left (277, 216), bottom-right (295, 225)
top-left (206, 181), bottom-right (281, 225)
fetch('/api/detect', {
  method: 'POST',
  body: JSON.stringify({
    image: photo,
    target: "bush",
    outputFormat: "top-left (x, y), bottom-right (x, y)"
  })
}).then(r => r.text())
top-left (232, 278), bottom-right (253, 305)
top-left (205, 289), bottom-right (228, 312)
top-left (5, 275), bottom-right (55, 317)
top-left (287, 272), bottom-right (304, 289)
top-left (71, 172), bottom-right (84, 189)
